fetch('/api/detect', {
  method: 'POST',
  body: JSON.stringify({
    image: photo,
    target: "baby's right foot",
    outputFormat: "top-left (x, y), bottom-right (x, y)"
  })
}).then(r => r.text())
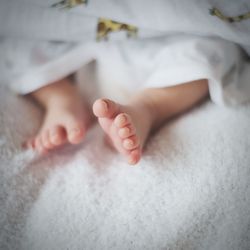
top-left (25, 82), bottom-right (92, 154)
top-left (28, 102), bottom-right (90, 154)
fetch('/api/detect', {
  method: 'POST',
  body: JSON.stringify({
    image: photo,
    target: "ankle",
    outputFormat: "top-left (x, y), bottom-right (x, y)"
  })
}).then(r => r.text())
top-left (30, 79), bottom-right (80, 110)
top-left (129, 90), bottom-right (158, 130)
top-left (137, 88), bottom-right (159, 116)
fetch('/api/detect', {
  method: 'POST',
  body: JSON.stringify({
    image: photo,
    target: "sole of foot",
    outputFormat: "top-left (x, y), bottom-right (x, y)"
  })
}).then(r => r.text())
top-left (93, 98), bottom-right (152, 165)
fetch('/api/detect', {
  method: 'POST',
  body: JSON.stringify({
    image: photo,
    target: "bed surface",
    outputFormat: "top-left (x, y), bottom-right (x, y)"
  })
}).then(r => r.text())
top-left (0, 83), bottom-right (250, 250)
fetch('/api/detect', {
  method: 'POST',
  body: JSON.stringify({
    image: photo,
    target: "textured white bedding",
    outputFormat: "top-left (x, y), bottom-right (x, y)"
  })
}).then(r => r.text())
top-left (0, 81), bottom-right (250, 250)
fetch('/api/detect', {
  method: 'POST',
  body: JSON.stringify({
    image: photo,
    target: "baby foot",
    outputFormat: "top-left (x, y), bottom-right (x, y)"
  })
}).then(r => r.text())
top-left (26, 96), bottom-right (92, 154)
top-left (93, 98), bottom-right (153, 165)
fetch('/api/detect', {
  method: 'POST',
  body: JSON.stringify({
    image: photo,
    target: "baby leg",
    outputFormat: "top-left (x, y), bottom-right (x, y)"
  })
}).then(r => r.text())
top-left (26, 77), bottom-right (93, 154)
top-left (93, 79), bottom-right (209, 165)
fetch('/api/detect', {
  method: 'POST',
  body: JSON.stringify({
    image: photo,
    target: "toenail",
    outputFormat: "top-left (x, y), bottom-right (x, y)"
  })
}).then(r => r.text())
top-left (128, 156), bottom-right (137, 165)
top-left (51, 133), bottom-right (59, 142)
top-left (128, 150), bottom-right (140, 165)
top-left (51, 131), bottom-right (59, 140)
top-left (51, 133), bottom-right (58, 138)
top-left (100, 100), bottom-right (108, 111)
top-left (124, 127), bottom-right (130, 134)
top-left (116, 114), bottom-right (127, 126)
top-left (124, 139), bottom-right (134, 147)
top-left (119, 127), bottom-right (130, 137)
top-left (69, 128), bottom-right (82, 138)
top-left (121, 115), bottom-right (127, 122)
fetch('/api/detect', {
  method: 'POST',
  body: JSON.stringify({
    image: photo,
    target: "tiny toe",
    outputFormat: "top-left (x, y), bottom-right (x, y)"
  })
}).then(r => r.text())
top-left (93, 99), bottom-right (119, 118)
top-left (34, 137), bottom-right (41, 150)
top-left (42, 130), bottom-right (54, 150)
top-left (114, 113), bottom-right (131, 128)
top-left (123, 135), bottom-right (139, 150)
top-left (49, 126), bottom-right (65, 146)
top-left (118, 125), bottom-right (135, 139)
top-left (66, 124), bottom-right (85, 144)
top-left (35, 136), bottom-right (47, 154)
top-left (128, 149), bottom-right (141, 165)
top-left (24, 138), bottom-right (35, 149)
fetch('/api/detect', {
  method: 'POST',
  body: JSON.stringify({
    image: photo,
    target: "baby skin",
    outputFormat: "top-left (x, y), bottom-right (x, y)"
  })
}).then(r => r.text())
top-left (26, 78), bottom-right (93, 154)
top-left (27, 78), bottom-right (208, 164)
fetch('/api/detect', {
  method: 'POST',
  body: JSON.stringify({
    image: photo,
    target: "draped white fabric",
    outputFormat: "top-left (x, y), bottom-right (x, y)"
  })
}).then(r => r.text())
top-left (1, 0), bottom-right (250, 106)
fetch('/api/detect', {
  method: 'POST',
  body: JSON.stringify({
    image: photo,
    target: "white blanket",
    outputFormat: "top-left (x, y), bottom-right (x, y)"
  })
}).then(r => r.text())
top-left (0, 81), bottom-right (250, 250)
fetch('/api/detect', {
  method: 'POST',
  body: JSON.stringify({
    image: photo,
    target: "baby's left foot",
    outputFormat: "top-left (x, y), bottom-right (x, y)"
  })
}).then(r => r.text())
top-left (93, 81), bottom-right (209, 164)
top-left (93, 98), bottom-right (154, 165)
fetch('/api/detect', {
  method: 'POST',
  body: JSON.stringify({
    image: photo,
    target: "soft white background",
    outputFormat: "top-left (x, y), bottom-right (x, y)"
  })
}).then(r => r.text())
top-left (0, 75), bottom-right (250, 250)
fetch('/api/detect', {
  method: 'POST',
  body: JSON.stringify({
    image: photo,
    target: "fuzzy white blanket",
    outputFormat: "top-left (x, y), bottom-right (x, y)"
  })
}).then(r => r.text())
top-left (0, 81), bottom-right (250, 250)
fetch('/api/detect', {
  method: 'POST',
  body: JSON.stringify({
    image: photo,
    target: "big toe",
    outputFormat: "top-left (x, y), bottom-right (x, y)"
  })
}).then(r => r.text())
top-left (65, 121), bottom-right (86, 144)
top-left (49, 125), bottom-right (66, 146)
top-left (93, 99), bottom-right (120, 118)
